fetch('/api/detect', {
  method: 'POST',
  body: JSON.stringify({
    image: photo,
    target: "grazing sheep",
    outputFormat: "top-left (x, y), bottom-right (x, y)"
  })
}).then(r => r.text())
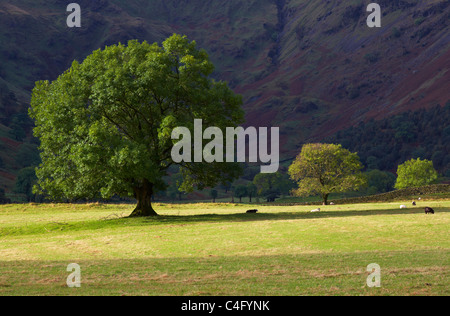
top-left (412, 201), bottom-right (416, 206)
top-left (400, 205), bottom-right (407, 209)
top-left (246, 209), bottom-right (258, 214)
top-left (310, 208), bottom-right (321, 213)
top-left (330, 202), bottom-right (335, 205)
top-left (425, 207), bottom-right (435, 214)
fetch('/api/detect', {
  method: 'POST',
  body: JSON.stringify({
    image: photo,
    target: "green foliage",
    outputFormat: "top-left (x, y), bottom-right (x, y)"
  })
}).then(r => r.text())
top-left (252, 172), bottom-right (293, 200)
top-left (326, 104), bottom-right (450, 174)
top-left (288, 143), bottom-right (366, 204)
top-left (395, 158), bottom-right (438, 189)
top-left (0, 187), bottom-right (10, 204)
top-left (14, 167), bottom-right (38, 202)
top-left (166, 172), bottom-right (184, 201)
top-left (15, 143), bottom-right (41, 169)
top-left (234, 185), bottom-right (248, 203)
top-left (29, 34), bottom-right (244, 215)
top-left (246, 183), bottom-right (257, 202)
top-left (445, 169), bottom-right (450, 178)
top-left (0, 82), bottom-right (20, 124)
top-left (210, 189), bottom-right (218, 202)
top-left (365, 169), bottom-right (396, 194)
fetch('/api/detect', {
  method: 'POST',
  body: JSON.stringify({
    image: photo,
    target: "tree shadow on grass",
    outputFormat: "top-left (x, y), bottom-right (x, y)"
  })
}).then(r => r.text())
top-left (140, 206), bottom-right (450, 225)
top-left (3, 205), bottom-right (447, 237)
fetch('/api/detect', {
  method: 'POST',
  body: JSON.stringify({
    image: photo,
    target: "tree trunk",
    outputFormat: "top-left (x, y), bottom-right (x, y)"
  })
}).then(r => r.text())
top-left (322, 193), bottom-right (329, 206)
top-left (129, 180), bottom-right (158, 217)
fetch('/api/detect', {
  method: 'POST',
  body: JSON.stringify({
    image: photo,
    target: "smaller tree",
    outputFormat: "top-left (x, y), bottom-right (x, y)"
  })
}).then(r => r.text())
top-left (210, 189), bottom-right (218, 203)
top-left (288, 143), bottom-right (366, 205)
top-left (0, 188), bottom-right (6, 202)
top-left (395, 158), bottom-right (438, 189)
top-left (14, 167), bottom-right (38, 202)
top-left (365, 169), bottom-right (396, 194)
top-left (234, 185), bottom-right (248, 203)
top-left (253, 172), bottom-right (282, 201)
top-left (246, 183), bottom-right (257, 203)
top-left (166, 172), bottom-right (184, 201)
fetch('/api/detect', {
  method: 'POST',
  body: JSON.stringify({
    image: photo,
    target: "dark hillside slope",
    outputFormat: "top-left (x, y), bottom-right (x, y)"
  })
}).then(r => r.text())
top-left (0, 0), bottom-right (449, 193)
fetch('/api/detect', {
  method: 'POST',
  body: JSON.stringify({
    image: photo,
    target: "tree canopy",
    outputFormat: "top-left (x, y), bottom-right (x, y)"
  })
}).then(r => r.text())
top-left (394, 158), bottom-right (438, 189)
top-left (30, 34), bottom-right (244, 216)
top-left (288, 143), bottom-right (366, 204)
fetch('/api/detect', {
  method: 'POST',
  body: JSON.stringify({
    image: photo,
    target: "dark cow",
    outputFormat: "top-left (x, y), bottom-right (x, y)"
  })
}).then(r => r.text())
top-left (425, 207), bottom-right (435, 214)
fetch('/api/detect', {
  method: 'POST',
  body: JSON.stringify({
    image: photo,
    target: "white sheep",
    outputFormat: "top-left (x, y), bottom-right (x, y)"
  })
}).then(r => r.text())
top-left (400, 205), bottom-right (407, 209)
top-left (310, 208), bottom-right (321, 213)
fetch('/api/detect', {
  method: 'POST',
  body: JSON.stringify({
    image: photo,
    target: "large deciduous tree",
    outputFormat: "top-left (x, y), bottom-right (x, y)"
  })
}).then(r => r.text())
top-left (30, 35), bottom-right (244, 216)
top-left (288, 143), bottom-right (366, 205)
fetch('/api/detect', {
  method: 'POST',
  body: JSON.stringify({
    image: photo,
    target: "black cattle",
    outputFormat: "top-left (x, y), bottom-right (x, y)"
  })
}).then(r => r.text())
top-left (425, 207), bottom-right (435, 214)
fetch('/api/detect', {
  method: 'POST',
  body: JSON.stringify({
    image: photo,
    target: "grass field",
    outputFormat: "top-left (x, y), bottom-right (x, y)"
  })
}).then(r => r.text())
top-left (0, 200), bottom-right (449, 296)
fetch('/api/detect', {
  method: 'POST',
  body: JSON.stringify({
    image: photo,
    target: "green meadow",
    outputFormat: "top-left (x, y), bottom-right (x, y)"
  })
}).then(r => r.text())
top-left (0, 201), bottom-right (448, 296)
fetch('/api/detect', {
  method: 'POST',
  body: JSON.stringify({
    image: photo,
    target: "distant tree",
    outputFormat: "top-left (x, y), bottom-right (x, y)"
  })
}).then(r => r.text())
top-left (277, 173), bottom-right (297, 197)
top-left (394, 158), bottom-right (438, 189)
top-left (9, 123), bottom-right (26, 141)
top-left (234, 185), bottom-right (248, 203)
top-left (253, 172), bottom-right (283, 202)
top-left (165, 172), bottom-right (188, 201)
top-left (14, 167), bottom-right (38, 202)
top-left (288, 143), bottom-right (366, 205)
top-left (365, 169), bottom-right (396, 194)
top-left (210, 189), bottom-right (218, 203)
top-left (30, 35), bottom-right (244, 216)
top-left (445, 168), bottom-right (450, 178)
top-left (246, 183), bottom-right (257, 203)
top-left (431, 151), bottom-right (445, 169)
top-left (0, 187), bottom-right (10, 204)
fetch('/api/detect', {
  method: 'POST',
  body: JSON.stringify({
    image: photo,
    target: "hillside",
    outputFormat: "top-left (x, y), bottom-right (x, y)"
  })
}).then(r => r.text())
top-left (0, 0), bottom-right (449, 193)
